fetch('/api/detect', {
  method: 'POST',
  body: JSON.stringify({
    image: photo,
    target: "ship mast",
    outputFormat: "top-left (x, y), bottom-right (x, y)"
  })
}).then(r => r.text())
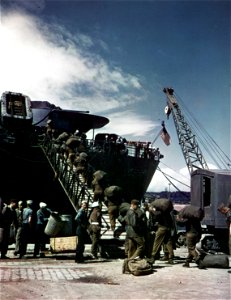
top-left (163, 87), bottom-right (209, 174)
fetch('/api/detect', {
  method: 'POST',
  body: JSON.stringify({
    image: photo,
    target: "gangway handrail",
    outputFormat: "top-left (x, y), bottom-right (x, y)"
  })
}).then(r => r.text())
top-left (41, 137), bottom-right (94, 210)
top-left (40, 136), bottom-right (111, 232)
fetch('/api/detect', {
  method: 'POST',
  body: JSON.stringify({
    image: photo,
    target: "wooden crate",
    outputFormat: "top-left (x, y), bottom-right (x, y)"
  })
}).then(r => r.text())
top-left (50, 236), bottom-right (77, 253)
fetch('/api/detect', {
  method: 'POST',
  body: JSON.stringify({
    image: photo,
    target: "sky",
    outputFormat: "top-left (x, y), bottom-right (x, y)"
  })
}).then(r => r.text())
top-left (0, 0), bottom-right (230, 193)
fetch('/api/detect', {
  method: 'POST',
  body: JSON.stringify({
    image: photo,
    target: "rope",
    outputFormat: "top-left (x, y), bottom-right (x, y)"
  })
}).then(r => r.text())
top-left (151, 128), bottom-right (163, 147)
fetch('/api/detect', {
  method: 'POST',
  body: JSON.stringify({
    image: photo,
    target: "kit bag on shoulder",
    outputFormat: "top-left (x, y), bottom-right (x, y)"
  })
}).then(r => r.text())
top-left (122, 258), bottom-right (153, 276)
top-left (199, 254), bottom-right (230, 269)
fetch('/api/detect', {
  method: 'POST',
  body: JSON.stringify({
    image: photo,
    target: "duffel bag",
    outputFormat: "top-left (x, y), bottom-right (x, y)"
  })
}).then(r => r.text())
top-left (199, 254), bottom-right (229, 269)
top-left (122, 258), bottom-right (153, 276)
top-left (179, 205), bottom-right (204, 221)
top-left (151, 198), bottom-right (173, 212)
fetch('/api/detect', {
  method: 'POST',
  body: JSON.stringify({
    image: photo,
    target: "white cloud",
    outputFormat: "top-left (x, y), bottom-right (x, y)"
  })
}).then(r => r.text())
top-left (148, 166), bottom-right (191, 193)
top-left (91, 110), bottom-right (159, 139)
top-left (0, 10), bottom-right (144, 116)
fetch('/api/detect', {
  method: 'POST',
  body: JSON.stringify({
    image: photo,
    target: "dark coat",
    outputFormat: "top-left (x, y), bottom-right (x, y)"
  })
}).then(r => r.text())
top-left (126, 208), bottom-right (147, 238)
top-left (151, 210), bottom-right (174, 228)
top-left (36, 208), bottom-right (51, 226)
top-left (1, 206), bottom-right (17, 229)
top-left (89, 207), bottom-right (102, 225)
top-left (75, 208), bottom-right (89, 236)
top-left (89, 207), bottom-right (102, 234)
top-left (185, 218), bottom-right (202, 237)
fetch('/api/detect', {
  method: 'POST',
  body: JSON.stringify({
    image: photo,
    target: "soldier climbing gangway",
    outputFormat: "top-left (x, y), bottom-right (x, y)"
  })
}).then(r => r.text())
top-left (40, 136), bottom-right (124, 240)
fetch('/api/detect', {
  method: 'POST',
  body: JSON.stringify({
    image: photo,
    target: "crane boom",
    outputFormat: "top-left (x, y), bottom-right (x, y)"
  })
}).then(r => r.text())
top-left (163, 87), bottom-right (209, 174)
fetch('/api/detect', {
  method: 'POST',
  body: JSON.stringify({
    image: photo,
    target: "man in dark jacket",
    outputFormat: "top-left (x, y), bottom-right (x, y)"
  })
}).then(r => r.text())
top-left (75, 201), bottom-right (89, 263)
top-left (0, 199), bottom-right (18, 259)
top-left (33, 202), bottom-right (52, 258)
top-left (125, 199), bottom-right (146, 259)
top-left (19, 200), bottom-right (36, 259)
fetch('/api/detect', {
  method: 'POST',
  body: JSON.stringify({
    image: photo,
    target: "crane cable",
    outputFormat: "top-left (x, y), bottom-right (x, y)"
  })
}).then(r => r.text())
top-left (157, 166), bottom-right (190, 188)
top-left (159, 161), bottom-right (190, 181)
top-left (157, 166), bottom-right (190, 199)
top-left (174, 91), bottom-right (230, 169)
top-left (175, 91), bottom-right (230, 168)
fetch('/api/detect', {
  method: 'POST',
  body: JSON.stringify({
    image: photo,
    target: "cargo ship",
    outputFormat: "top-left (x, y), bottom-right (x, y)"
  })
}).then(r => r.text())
top-left (0, 91), bottom-right (162, 215)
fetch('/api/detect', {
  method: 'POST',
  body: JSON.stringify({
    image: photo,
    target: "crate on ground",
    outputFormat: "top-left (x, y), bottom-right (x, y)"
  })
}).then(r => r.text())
top-left (50, 236), bottom-right (77, 253)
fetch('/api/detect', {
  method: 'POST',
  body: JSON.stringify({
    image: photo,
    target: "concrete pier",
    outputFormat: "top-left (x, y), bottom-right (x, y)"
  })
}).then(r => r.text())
top-left (0, 244), bottom-right (230, 299)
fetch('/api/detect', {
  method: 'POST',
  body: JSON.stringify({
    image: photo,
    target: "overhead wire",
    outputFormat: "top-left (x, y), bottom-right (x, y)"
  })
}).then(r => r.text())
top-left (159, 160), bottom-right (190, 181)
top-left (175, 91), bottom-right (229, 168)
top-left (157, 167), bottom-right (190, 199)
top-left (157, 166), bottom-right (190, 189)
top-left (174, 91), bottom-right (230, 169)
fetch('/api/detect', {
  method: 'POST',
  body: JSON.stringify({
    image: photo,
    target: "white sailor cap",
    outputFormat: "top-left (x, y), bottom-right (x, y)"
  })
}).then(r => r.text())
top-left (39, 202), bottom-right (47, 208)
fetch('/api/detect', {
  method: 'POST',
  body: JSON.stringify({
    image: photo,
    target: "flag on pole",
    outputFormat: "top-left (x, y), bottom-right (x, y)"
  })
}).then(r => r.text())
top-left (160, 124), bottom-right (171, 146)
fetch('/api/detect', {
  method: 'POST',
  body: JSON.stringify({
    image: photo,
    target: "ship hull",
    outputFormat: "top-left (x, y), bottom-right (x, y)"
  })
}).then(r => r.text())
top-left (0, 141), bottom-right (159, 211)
top-left (88, 150), bottom-right (159, 201)
top-left (0, 143), bottom-right (74, 213)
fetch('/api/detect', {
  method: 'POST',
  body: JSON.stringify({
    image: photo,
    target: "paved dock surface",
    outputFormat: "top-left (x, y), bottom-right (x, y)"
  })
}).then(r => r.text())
top-left (0, 245), bottom-right (230, 300)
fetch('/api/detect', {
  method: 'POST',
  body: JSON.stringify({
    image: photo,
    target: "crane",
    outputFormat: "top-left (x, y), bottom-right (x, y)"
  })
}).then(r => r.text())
top-left (163, 87), bottom-right (231, 254)
top-left (163, 87), bottom-right (208, 174)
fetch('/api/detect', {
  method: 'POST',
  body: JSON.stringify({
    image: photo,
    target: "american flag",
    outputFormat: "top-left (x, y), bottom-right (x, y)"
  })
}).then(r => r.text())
top-left (160, 126), bottom-right (171, 146)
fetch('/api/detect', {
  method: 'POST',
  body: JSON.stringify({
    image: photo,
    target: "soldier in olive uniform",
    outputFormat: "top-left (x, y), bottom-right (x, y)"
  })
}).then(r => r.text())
top-left (125, 199), bottom-right (146, 259)
top-left (149, 207), bottom-right (175, 265)
top-left (176, 208), bottom-right (204, 268)
top-left (14, 200), bottom-right (24, 256)
top-left (88, 202), bottom-right (102, 259)
top-left (104, 186), bottom-right (123, 232)
top-left (218, 203), bottom-right (231, 256)
top-left (91, 171), bottom-right (109, 207)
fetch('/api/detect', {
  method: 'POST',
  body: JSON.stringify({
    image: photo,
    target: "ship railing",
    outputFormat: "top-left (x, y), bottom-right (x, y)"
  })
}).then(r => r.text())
top-left (85, 138), bottom-right (161, 161)
top-left (43, 134), bottom-right (160, 161)
top-left (40, 137), bottom-right (112, 234)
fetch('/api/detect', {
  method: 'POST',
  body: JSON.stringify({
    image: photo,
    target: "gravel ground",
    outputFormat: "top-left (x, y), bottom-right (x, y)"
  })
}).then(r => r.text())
top-left (0, 244), bottom-right (230, 300)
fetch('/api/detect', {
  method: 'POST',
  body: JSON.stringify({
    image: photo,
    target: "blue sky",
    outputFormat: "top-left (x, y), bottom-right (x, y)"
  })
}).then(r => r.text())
top-left (0, 0), bottom-right (230, 192)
